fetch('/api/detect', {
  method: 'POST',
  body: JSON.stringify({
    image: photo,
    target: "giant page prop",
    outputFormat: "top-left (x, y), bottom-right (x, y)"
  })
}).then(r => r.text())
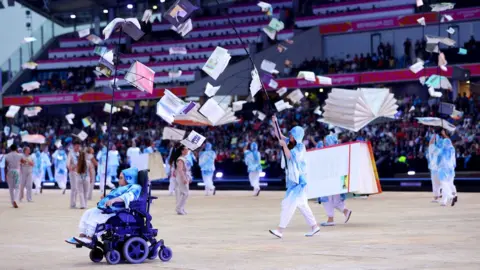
top-left (131, 152), bottom-right (167, 180)
top-left (305, 141), bottom-right (381, 199)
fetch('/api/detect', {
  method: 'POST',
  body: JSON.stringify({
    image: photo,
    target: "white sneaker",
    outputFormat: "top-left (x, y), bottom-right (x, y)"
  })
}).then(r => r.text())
top-left (269, 229), bottom-right (282, 238)
top-left (305, 226), bottom-right (320, 237)
top-left (320, 222), bottom-right (335, 226)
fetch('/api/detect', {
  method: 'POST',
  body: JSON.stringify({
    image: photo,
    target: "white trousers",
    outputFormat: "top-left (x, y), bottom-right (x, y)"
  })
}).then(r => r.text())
top-left (56, 170), bottom-right (68, 190)
top-left (168, 176), bottom-right (176, 194)
top-left (79, 208), bottom-right (115, 237)
top-left (6, 170), bottom-right (20, 204)
top-left (98, 171), bottom-right (115, 193)
top-left (32, 173), bottom-right (42, 194)
top-left (20, 169), bottom-right (33, 202)
top-left (431, 172), bottom-right (441, 197)
top-left (70, 172), bottom-right (78, 208)
top-left (279, 191), bottom-right (317, 229)
top-left (322, 195), bottom-right (346, 218)
top-left (248, 171), bottom-right (260, 190)
top-left (87, 170), bottom-right (95, 200)
top-left (440, 176), bottom-right (457, 205)
top-left (76, 174), bottom-right (90, 209)
top-left (202, 173), bottom-right (215, 192)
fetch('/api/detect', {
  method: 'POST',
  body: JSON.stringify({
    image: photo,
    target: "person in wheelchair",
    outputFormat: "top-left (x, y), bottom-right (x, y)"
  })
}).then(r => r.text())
top-left (65, 167), bottom-right (141, 245)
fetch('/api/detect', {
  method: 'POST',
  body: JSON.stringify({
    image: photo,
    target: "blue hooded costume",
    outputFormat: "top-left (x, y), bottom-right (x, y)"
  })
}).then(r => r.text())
top-left (53, 149), bottom-right (68, 176)
top-left (435, 138), bottom-right (456, 182)
top-left (317, 134), bottom-right (347, 203)
top-left (244, 142), bottom-right (262, 173)
top-left (97, 167), bottom-right (142, 211)
top-left (32, 149), bottom-right (43, 177)
top-left (199, 143), bottom-right (216, 176)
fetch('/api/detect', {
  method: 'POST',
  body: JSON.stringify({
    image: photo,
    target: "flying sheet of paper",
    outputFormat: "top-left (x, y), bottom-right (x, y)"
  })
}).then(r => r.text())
top-left (430, 3), bottom-right (455, 12)
top-left (180, 130), bottom-right (206, 151)
top-left (425, 43), bottom-right (439, 53)
top-left (103, 18), bottom-right (143, 40)
top-left (416, 0), bottom-right (423, 7)
top-left (450, 109), bottom-right (463, 120)
top-left (255, 110), bottom-right (266, 121)
top-left (232, 101), bottom-right (247, 112)
top-left (164, 0), bottom-right (198, 27)
top-left (442, 14), bottom-right (453, 22)
top-left (162, 127), bottom-right (186, 141)
top-left (262, 27), bottom-right (276, 40)
top-left (425, 35), bottom-right (456, 47)
top-left (24, 107), bottom-right (42, 117)
top-left (94, 46), bottom-right (107, 56)
top-left (446, 27), bottom-right (455, 35)
top-left (77, 131), bottom-right (88, 141)
top-left (168, 70), bottom-right (182, 78)
top-left (82, 117), bottom-right (94, 127)
top-left (55, 139), bottom-right (62, 148)
top-left (205, 82), bottom-right (221, 97)
top-left (103, 103), bottom-right (120, 114)
top-left (287, 89), bottom-right (304, 104)
top-left (274, 100), bottom-right (293, 112)
top-left (268, 79), bottom-right (278, 89)
top-left (317, 76), bottom-right (332, 85)
top-left (257, 1), bottom-right (272, 12)
top-left (276, 87), bottom-right (287, 97)
top-left (268, 18), bottom-right (284, 32)
top-left (409, 105), bottom-right (415, 112)
top-left (142, 9), bottom-right (153, 22)
top-left (87, 34), bottom-right (103, 44)
top-left (169, 47), bottom-right (188, 55)
top-left (458, 48), bottom-right (467, 55)
top-left (21, 81), bottom-right (40, 92)
top-left (426, 75), bottom-right (452, 89)
top-left (122, 105), bottom-right (133, 111)
top-left (202, 46), bottom-right (231, 80)
top-left (417, 17), bottom-right (426, 26)
top-left (124, 61), bottom-right (155, 94)
top-left (171, 18), bottom-right (193, 37)
top-left (409, 60), bottom-right (424, 74)
top-left (438, 52), bottom-right (448, 71)
top-left (7, 139), bottom-right (14, 148)
top-left (65, 113), bottom-right (75, 125)
top-left (22, 62), bottom-right (38, 70)
top-left (417, 117), bottom-right (455, 132)
top-left (6, 106), bottom-right (21, 118)
top-left (199, 98), bottom-right (226, 125)
top-left (261, 59), bottom-right (278, 74)
top-left (297, 71), bottom-right (316, 82)
top-left (250, 68), bottom-right (262, 97)
top-left (78, 28), bottom-right (91, 38)
top-left (23, 37), bottom-right (36, 43)
top-left (122, 127), bottom-right (129, 131)
top-left (22, 134), bottom-right (46, 144)
top-left (428, 86), bottom-right (442, 97)
top-left (314, 106), bottom-right (322, 116)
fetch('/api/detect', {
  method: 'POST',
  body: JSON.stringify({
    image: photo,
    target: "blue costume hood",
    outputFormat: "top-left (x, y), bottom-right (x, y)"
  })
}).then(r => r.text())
top-left (289, 126), bottom-right (304, 143)
top-left (121, 168), bottom-right (138, 185)
top-left (325, 134), bottom-right (338, 146)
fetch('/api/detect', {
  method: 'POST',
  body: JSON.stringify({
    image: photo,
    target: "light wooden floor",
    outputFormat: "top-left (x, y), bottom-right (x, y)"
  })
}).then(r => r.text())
top-left (0, 190), bottom-right (479, 270)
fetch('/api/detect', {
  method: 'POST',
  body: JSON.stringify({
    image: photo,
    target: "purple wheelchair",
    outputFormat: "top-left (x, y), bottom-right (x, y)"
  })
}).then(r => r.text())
top-left (77, 170), bottom-right (172, 265)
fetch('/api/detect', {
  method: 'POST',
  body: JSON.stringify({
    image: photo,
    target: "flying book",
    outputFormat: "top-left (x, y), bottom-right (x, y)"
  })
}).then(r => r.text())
top-left (319, 88), bottom-right (398, 132)
top-left (174, 103), bottom-right (238, 126)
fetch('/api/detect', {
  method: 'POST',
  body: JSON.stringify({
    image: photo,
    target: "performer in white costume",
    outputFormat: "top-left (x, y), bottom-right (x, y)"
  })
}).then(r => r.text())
top-left (19, 147), bottom-right (34, 202)
top-left (53, 146), bottom-right (68, 194)
top-left (86, 147), bottom-right (98, 200)
top-left (244, 142), bottom-right (262, 196)
top-left (317, 134), bottom-right (352, 226)
top-left (31, 148), bottom-right (44, 194)
top-left (67, 141), bottom-right (81, 209)
top-left (433, 129), bottom-right (458, 206)
top-left (76, 151), bottom-right (90, 209)
top-left (97, 146), bottom-right (115, 193)
top-left (269, 121), bottom-right (320, 238)
top-left (5, 144), bottom-right (24, 208)
top-left (427, 134), bottom-right (441, 202)
top-left (199, 143), bottom-right (217, 196)
top-left (126, 141), bottom-right (141, 166)
top-left (107, 145), bottom-right (121, 183)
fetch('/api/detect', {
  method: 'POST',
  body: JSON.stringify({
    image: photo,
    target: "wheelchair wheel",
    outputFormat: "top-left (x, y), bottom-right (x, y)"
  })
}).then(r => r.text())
top-left (159, 246), bottom-right (173, 262)
top-left (105, 250), bottom-right (121, 265)
top-left (123, 236), bottom-right (149, 264)
top-left (89, 248), bottom-right (103, 263)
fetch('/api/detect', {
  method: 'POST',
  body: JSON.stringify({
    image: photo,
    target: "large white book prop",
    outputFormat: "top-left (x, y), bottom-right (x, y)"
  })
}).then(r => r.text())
top-left (305, 141), bottom-right (381, 199)
top-left (319, 88), bottom-right (398, 132)
top-left (131, 152), bottom-right (167, 180)
top-left (173, 103), bottom-right (238, 126)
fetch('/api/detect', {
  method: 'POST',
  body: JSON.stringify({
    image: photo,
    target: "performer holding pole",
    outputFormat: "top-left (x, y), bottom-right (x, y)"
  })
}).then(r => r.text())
top-left (269, 116), bottom-right (320, 238)
top-left (427, 134), bottom-right (441, 203)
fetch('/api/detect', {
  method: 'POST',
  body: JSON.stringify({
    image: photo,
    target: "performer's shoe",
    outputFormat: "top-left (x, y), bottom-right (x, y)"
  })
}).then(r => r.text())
top-left (305, 226), bottom-right (320, 237)
top-left (62, 189), bottom-right (66, 195)
top-left (65, 237), bottom-right (79, 245)
top-left (451, 196), bottom-right (458, 207)
top-left (269, 229), bottom-right (282, 238)
top-left (254, 189), bottom-right (261, 196)
top-left (320, 222), bottom-right (335, 226)
top-left (431, 199), bottom-right (439, 203)
top-left (12, 201), bottom-right (18, 208)
top-left (213, 188), bottom-right (216, 196)
top-left (74, 237), bottom-right (92, 245)
top-left (344, 210), bottom-right (352, 224)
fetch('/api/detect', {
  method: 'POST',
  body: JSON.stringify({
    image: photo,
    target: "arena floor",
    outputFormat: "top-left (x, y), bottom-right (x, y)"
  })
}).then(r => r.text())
top-left (0, 190), bottom-right (479, 270)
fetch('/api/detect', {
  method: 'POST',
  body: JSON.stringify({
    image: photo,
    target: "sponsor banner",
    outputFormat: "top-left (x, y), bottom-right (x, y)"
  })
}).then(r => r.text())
top-left (3, 87), bottom-right (187, 106)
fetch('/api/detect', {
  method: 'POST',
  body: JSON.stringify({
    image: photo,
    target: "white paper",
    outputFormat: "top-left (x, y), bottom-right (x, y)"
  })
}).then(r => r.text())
top-left (21, 81), bottom-right (40, 92)
top-left (446, 27), bottom-right (455, 35)
top-left (428, 87), bottom-right (442, 97)
top-left (268, 79), bottom-right (278, 89)
top-left (287, 89), bottom-right (304, 104)
top-left (250, 68), bottom-right (262, 97)
top-left (261, 59), bottom-right (277, 74)
top-left (122, 105), bottom-right (133, 111)
top-left (181, 131), bottom-right (206, 151)
top-left (425, 35), bottom-right (456, 47)
top-left (22, 62), bottom-right (38, 70)
top-left (171, 18), bottom-right (193, 37)
top-left (65, 113), bottom-right (75, 125)
top-left (77, 131), bottom-right (88, 141)
top-left (262, 27), bottom-right (276, 40)
top-left (232, 101), bottom-right (247, 112)
top-left (205, 82), bottom-right (221, 97)
top-left (6, 106), bottom-right (21, 118)
top-left (443, 14), bottom-right (453, 22)
top-left (297, 71), bottom-right (316, 82)
top-left (22, 134), bottom-right (46, 144)
top-left (55, 139), bottom-right (62, 148)
top-left (24, 106), bottom-right (42, 117)
top-left (417, 117), bottom-right (456, 132)
top-left (199, 98), bottom-right (226, 125)
top-left (169, 47), bottom-right (187, 55)
top-left (314, 106), bottom-right (322, 116)
top-left (168, 70), bottom-right (182, 78)
top-left (23, 37), bottom-right (36, 43)
top-left (416, 0), bottom-right (423, 7)
top-left (78, 28), bottom-right (91, 38)
top-left (409, 105), bottom-right (415, 112)
top-left (103, 17), bottom-right (141, 40)
top-left (202, 46), bottom-right (231, 80)
top-left (122, 127), bottom-right (129, 131)
top-left (162, 127), bottom-right (186, 141)
top-left (317, 76), bottom-right (332, 85)
top-left (103, 103), bottom-right (120, 114)
top-left (258, 1), bottom-right (272, 12)
top-left (87, 34), bottom-right (103, 44)
top-left (276, 87), bottom-right (287, 97)
top-left (275, 100), bottom-right (293, 112)
top-left (409, 60), bottom-right (424, 74)
top-left (7, 139), bottom-right (14, 148)
top-left (142, 9), bottom-right (153, 22)
top-left (417, 17), bottom-right (426, 26)
top-left (254, 110), bottom-right (266, 121)
top-left (431, 3), bottom-right (455, 12)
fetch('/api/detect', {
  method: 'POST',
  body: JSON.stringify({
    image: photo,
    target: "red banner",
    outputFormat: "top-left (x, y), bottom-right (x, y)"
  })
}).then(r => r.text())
top-left (3, 87), bottom-right (186, 107)
top-left (320, 7), bottom-right (478, 34)
top-left (272, 63), bottom-right (480, 90)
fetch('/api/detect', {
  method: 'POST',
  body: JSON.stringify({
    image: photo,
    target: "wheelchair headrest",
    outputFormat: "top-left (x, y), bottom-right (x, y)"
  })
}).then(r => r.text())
top-left (137, 170), bottom-right (149, 199)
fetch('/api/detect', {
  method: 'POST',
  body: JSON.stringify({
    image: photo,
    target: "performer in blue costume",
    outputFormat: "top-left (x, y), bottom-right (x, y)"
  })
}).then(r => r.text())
top-left (269, 117), bottom-right (320, 238)
top-left (244, 142), bottom-right (262, 196)
top-left (65, 167), bottom-right (142, 245)
top-left (52, 146), bottom-right (68, 194)
top-left (199, 143), bottom-right (217, 196)
top-left (143, 140), bottom-right (156, 154)
top-left (433, 129), bottom-right (458, 206)
top-left (107, 145), bottom-right (121, 183)
top-left (41, 146), bottom-right (54, 182)
top-left (427, 134), bottom-right (441, 202)
top-left (317, 134), bottom-right (352, 226)
top-left (97, 146), bottom-right (115, 192)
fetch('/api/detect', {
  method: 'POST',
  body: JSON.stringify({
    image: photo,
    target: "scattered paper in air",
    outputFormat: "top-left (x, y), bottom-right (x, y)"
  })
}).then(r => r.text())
top-left (250, 68), bottom-right (262, 97)
top-left (450, 109), bottom-right (463, 120)
top-left (425, 43), bottom-right (439, 53)
top-left (55, 139), bottom-right (62, 148)
top-left (24, 107), bottom-right (42, 117)
top-left (94, 46), bottom-right (108, 56)
top-left (162, 127), bottom-right (186, 141)
top-left (82, 117), bottom-right (94, 128)
top-left (258, 1), bottom-right (273, 15)
top-left (103, 17), bottom-right (144, 41)
top-left (199, 98), bottom-right (226, 125)
top-left (181, 130), bottom-right (206, 151)
top-left (317, 76), bottom-right (332, 85)
top-left (22, 134), bottom-right (46, 144)
top-left (268, 18), bottom-right (284, 32)
top-left (87, 34), bottom-right (103, 44)
top-left (297, 71), bottom-right (316, 82)
top-left (409, 60), bottom-right (424, 74)
top-left (142, 9), bottom-right (153, 22)
top-left (428, 87), bottom-right (443, 97)
top-left (263, 27), bottom-right (276, 40)
top-left (103, 103), bottom-right (121, 114)
top-left (21, 81), bottom-right (40, 92)
top-left (169, 47), bottom-right (187, 55)
top-left (22, 62), bottom-right (38, 70)
top-left (268, 79), bottom-right (278, 89)
top-left (416, 0), bottom-right (423, 7)
top-left (96, 50), bottom-right (115, 77)
top-left (442, 14), bottom-right (453, 22)
top-left (78, 28), bottom-right (91, 38)
top-left (314, 106), bottom-right (322, 116)
top-left (7, 139), bottom-right (14, 148)
top-left (261, 59), bottom-right (278, 74)
top-left (76, 130), bottom-right (89, 141)
top-left (417, 17), bottom-right (426, 26)
top-left (202, 46), bottom-right (231, 80)
top-left (122, 105), bottom-right (133, 111)
top-left (164, 0), bottom-right (198, 27)
top-left (425, 35), bottom-right (456, 47)
top-left (122, 127), bottom-right (129, 131)
top-left (446, 27), bottom-right (455, 35)
top-left (430, 3), bottom-right (455, 12)
top-left (156, 89), bottom-right (193, 124)
top-left (458, 48), bottom-right (467, 55)
top-left (232, 101), bottom-right (247, 112)
top-left (287, 89), bottom-right (304, 104)
top-left (438, 52), bottom-right (448, 71)
top-left (409, 106), bottom-right (415, 112)
top-left (426, 75), bottom-right (452, 89)
top-left (6, 106), bottom-right (21, 118)
top-left (168, 70), bottom-right (182, 78)
top-left (65, 113), bottom-right (75, 125)
top-left (23, 37), bottom-right (36, 43)
top-left (276, 87), bottom-right (287, 97)
top-left (417, 117), bottom-right (455, 132)
top-left (275, 100), bottom-right (293, 112)
top-left (125, 61), bottom-right (155, 94)
top-left (205, 82), bottom-right (221, 97)
top-left (171, 18), bottom-right (193, 37)
top-left (254, 110), bottom-right (266, 121)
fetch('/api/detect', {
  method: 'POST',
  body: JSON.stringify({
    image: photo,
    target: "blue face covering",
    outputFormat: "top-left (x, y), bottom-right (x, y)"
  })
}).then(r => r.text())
top-left (250, 142), bottom-right (258, 151)
top-left (205, 143), bottom-right (213, 151)
top-left (121, 167), bottom-right (138, 185)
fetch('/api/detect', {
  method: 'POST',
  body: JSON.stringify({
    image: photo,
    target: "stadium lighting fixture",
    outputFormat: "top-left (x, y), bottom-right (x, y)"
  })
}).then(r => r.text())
top-left (466, 80), bottom-right (470, 84)
top-left (260, 172), bottom-right (266, 178)
top-left (153, 5), bottom-right (158, 10)
top-left (127, 4), bottom-right (133, 9)
top-left (407, 171), bottom-right (416, 176)
top-left (305, 92), bottom-right (309, 97)
top-left (160, 0), bottom-right (166, 3)
top-left (215, 172), bottom-right (223, 178)
top-left (103, 9), bottom-right (108, 14)
top-left (319, 88), bottom-right (324, 93)
top-left (70, 14), bottom-right (76, 19)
